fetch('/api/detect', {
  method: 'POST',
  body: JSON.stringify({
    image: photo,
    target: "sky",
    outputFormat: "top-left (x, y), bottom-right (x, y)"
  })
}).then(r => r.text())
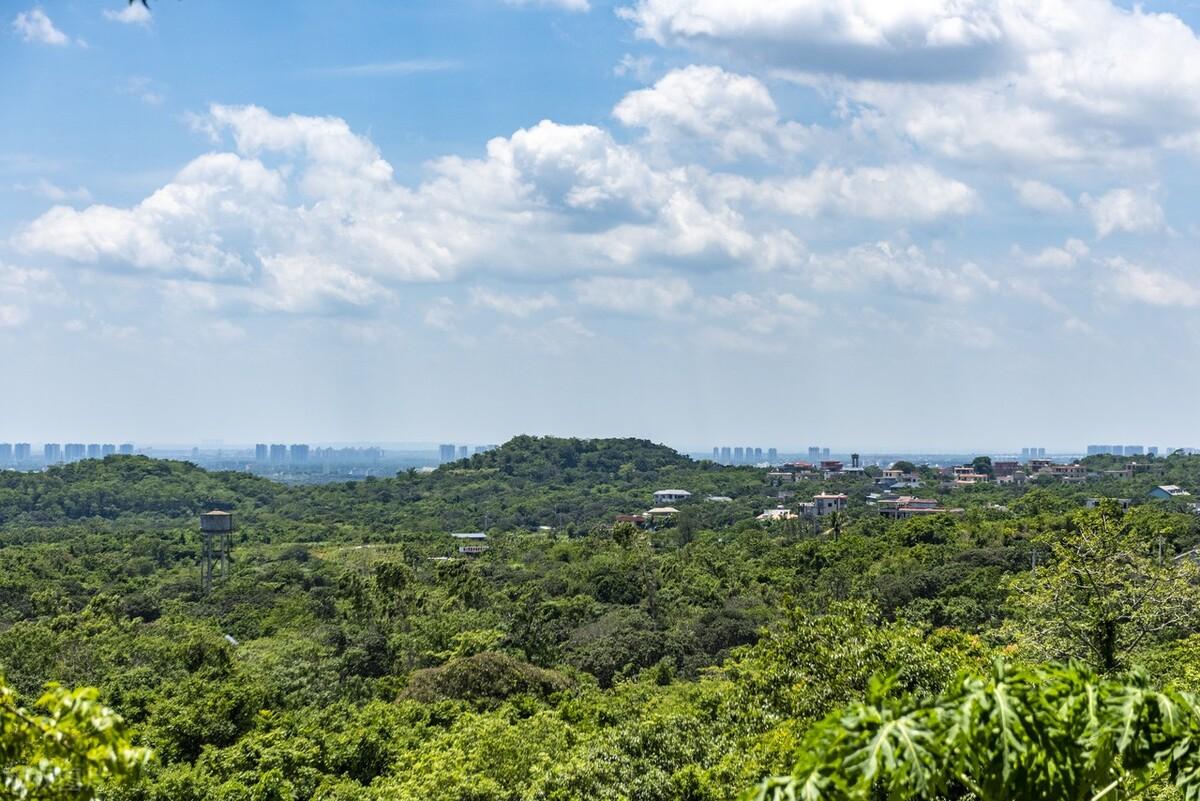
top-left (3, 0), bottom-right (1200, 451)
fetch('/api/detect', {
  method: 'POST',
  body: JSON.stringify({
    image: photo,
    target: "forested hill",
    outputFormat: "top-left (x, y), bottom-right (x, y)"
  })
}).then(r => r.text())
top-left (0, 456), bottom-right (280, 524)
top-left (0, 437), bottom-right (760, 532)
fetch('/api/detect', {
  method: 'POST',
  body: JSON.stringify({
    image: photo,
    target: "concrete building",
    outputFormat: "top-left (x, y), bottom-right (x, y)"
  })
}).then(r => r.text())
top-left (768, 447), bottom-right (778, 463)
top-left (1151, 485), bottom-right (1191, 499)
top-left (269, 444), bottom-right (287, 463)
top-left (290, 444), bottom-right (309, 463)
top-left (43, 443), bottom-right (61, 463)
top-left (754, 447), bottom-right (763, 461)
top-left (712, 447), bottom-right (719, 461)
top-left (0, 443), bottom-right (10, 463)
top-left (458, 445), bottom-right (468, 459)
top-left (720, 446), bottom-right (732, 463)
top-left (14, 443), bottom-right (31, 461)
top-left (255, 444), bottom-right (268, 461)
top-left (64, 443), bottom-right (85, 461)
top-left (653, 489), bottom-right (692, 504)
top-left (101, 444), bottom-right (116, 457)
top-left (808, 446), bottom-right (820, 459)
top-left (86, 444), bottom-right (101, 459)
top-left (733, 446), bottom-right (744, 463)
top-left (119, 443), bottom-right (134, 455)
top-left (438, 444), bottom-right (456, 463)
top-left (813, 492), bottom-right (848, 516)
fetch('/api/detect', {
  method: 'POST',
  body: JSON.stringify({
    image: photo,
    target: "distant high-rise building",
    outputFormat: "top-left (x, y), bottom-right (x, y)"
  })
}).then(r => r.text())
top-left (269, 444), bottom-right (287, 463)
top-left (768, 447), bottom-right (778, 462)
top-left (720, 446), bottom-right (731, 464)
top-left (821, 447), bottom-right (831, 458)
top-left (754, 447), bottom-right (763, 460)
top-left (1036, 447), bottom-right (1046, 457)
top-left (439, 444), bottom-right (456, 463)
top-left (712, 447), bottom-right (719, 461)
top-left (43, 443), bottom-right (61, 463)
top-left (64, 443), bottom-right (85, 461)
top-left (255, 444), bottom-right (268, 462)
top-left (290, 444), bottom-right (309, 463)
top-left (1022, 447), bottom-right (1031, 457)
top-left (101, 444), bottom-right (116, 457)
top-left (1124, 445), bottom-right (1143, 456)
top-left (458, 445), bottom-right (468, 459)
top-left (808, 446), bottom-right (820, 460)
top-left (1149, 446), bottom-right (1159, 457)
top-left (0, 443), bottom-right (11, 464)
top-left (733, 446), bottom-right (744, 463)
top-left (14, 443), bottom-right (32, 461)
top-left (86, 444), bottom-right (101, 459)
top-left (119, 443), bottom-right (134, 455)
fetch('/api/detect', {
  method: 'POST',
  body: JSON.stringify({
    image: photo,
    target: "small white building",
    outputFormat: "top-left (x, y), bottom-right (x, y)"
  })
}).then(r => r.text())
top-left (653, 489), bottom-right (692, 504)
top-left (757, 506), bottom-right (798, 522)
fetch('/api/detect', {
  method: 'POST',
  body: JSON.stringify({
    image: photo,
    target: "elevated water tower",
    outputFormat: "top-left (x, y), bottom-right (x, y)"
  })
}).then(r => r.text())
top-left (200, 510), bottom-right (233, 593)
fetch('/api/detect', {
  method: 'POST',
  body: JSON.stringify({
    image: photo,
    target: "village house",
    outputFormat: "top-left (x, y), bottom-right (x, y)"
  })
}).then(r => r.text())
top-left (653, 489), bottom-right (692, 504)
top-left (1151, 485), bottom-right (1191, 499)
top-left (756, 506), bottom-right (798, 522)
top-left (450, 531), bottom-right (489, 555)
top-left (877, 496), bottom-right (963, 520)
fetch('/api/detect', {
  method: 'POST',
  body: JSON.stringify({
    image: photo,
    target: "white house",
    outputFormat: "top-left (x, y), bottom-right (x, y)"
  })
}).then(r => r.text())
top-left (1151, 485), bottom-right (1191, 499)
top-left (653, 489), bottom-right (692, 504)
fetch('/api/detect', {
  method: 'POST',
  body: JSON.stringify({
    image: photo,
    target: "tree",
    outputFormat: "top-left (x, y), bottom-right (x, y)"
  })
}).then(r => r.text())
top-left (746, 660), bottom-right (1200, 801)
top-left (971, 455), bottom-right (993, 476)
top-left (1005, 506), bottom-right (1200, 671)
top-left (891, 461), bottom-right (916, 474)
top-left (0, 679), bottom-right (151, 799)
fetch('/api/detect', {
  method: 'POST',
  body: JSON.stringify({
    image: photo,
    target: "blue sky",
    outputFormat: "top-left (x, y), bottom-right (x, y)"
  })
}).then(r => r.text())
top-left (3, 0), bottom-right (1200, 451)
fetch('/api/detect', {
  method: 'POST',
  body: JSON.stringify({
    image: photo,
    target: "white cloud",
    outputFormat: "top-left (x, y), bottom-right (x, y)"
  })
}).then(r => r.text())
top-left (614, 54), bottom-right (655, 80)
top-left (313, 60), bottom-right (460, 77)
top-left (103, 3), bottom-right (151, 26)
top-left (802, 240), bottom-right (997, 302)
top-left (1012, 179), bottom-right (1073, 213)
top-left (13, 179), bottom-right (91, 202)
top-left (614, 65), bottom-right (807, 159)
top-left (751, 164), bottom-right (976, 222)
top-left (574, 275), bottom-right (692, 314)
top-left (119, 76), bottom-right (165, 106)
top-left (12, 105), bottom-right (980, 319)
top-left (620, 0), bottom-right (1007, 80)
top-left (623, 0), bottom-right (1200, 166)
top-left (13, 8), bottom-right (68, 45)
top-left (1081, 188), bottom-right (1164, 238)
top-left (1106, 258), bottom-right (1200, 307)
top-left (505, 0), bottom-right (589, 11)
top-left (1022, 238), bottom-right (1089, 269)
top-left (469, 287), bottom-right (559, 317)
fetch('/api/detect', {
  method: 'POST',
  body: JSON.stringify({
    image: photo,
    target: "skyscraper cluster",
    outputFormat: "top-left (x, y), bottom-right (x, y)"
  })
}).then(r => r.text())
top-left (711, 446), bottom-right (775, 465)
top-left (0, 442), bottom-right (133, 465)
top-left (438, 443), bottom-right (498, 463)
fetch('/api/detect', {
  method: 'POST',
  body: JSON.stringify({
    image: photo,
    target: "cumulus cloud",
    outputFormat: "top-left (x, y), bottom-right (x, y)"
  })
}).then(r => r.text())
top-left (614, 65), bottom-right (807, 158)
top-left (750, 163), bottom-right (976, 222)
top-left (621, 0), bottom-right (1009, 80)
top-left (16, 104), bottom-right (975, 316)
top-left (103, 3), bottom-right (151, 25)
top-left (1012, 179), bottom-right (1073, 213)
top-left (1081, 188), bottom-right (1165, 238)
top-left (1023, 238), bottom-right (1089, 269)
top-left (1106, 258), bottom-right (1200, 307)
top-left (622, 0), bottom-right (1200, 166)
top-left (13, 7), bottom-right (68, 45)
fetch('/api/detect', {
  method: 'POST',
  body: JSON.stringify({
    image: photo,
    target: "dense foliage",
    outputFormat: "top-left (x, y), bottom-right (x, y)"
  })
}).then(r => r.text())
top-left (2, 437), bottom-right (1200, 798)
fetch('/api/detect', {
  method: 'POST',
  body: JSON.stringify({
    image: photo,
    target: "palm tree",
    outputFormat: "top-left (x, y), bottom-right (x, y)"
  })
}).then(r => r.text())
top-left (822, 510), bottom-right (846, 541)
